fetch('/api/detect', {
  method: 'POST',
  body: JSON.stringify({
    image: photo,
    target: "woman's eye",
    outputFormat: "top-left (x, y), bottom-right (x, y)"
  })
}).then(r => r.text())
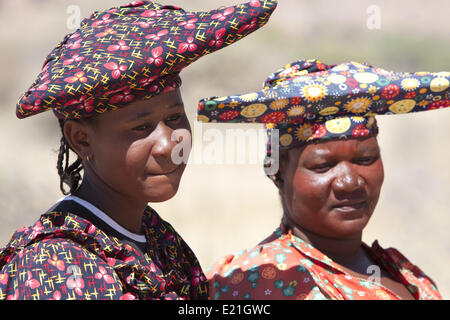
top-left (133, 124), bottom-right (152, 131)
top-left (311, 163), bottom-right (333, 173)
top-left (355, 156), bottom-right (378, 165)
top-left (166, 114), bottom-right (183, 123)
top-left (132, 114), bottom-right (185, 131)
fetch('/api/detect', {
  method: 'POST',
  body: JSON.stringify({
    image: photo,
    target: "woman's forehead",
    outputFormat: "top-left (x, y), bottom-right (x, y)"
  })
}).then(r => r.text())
top-left (100, 89), bottom-right (185, 123)
top-left (290, 136), bottom-right (380, 159)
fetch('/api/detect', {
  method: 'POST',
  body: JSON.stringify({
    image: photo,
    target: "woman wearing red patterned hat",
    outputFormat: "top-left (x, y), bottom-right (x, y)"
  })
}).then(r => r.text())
top-left (200, 59), bottom-right (449, 300)
top-left (0, 0), bottom-right (277, 300)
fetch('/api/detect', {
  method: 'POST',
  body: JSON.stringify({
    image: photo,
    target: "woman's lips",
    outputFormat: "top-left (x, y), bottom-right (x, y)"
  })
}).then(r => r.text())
top-left (332, 200), bottom-right (367, 212)
top-left (146, 165), bottom-right (181, 176)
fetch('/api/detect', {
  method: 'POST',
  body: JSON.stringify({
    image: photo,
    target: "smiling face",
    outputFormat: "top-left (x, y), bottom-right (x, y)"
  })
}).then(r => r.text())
top-left (68, 88), bottom-right (191, 203)
top-left (277, 136), bottom-right (384, 239)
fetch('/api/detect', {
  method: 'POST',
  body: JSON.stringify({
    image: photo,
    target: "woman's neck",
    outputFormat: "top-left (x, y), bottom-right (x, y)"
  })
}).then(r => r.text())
top-left (73, 172), bottom-right (147, 235)
top-left (282, 214), bottom-right (366, 267)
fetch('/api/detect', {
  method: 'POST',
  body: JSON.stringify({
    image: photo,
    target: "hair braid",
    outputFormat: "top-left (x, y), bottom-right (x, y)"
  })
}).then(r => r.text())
top-left (57, 119), bottom-right (83, 195)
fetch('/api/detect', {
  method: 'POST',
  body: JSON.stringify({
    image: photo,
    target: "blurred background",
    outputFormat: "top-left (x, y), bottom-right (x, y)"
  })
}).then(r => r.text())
top-left (0, 0), bottom-right (449, 298)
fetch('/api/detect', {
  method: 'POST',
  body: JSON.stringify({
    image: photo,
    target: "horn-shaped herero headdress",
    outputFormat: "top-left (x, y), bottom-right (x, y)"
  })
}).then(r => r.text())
top-left (16, 0), bottom-right (278, 120)
top-left (198, 59), bottom-right (450, 150)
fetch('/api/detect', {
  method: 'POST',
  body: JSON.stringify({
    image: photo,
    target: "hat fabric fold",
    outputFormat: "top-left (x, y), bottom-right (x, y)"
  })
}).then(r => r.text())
top-left (16, 0), bottom-right (278, 120)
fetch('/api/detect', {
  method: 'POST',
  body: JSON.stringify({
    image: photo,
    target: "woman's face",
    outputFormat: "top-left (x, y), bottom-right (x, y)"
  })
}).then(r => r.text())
top-left (278, 136), bottom-right (384, 239)
top-left (83, 88), bottom-right (191, 203)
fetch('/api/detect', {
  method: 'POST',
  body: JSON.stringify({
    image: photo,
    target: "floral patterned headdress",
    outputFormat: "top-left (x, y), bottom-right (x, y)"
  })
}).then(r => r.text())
top-left (197, 59), bottom-right (450, 150)
top-left (16, 0), bottom-right (278, 120)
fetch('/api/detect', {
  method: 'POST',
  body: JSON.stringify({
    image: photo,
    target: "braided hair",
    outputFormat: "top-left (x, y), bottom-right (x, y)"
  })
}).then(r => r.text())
top-left (56, 119), bottom-right (83, 195)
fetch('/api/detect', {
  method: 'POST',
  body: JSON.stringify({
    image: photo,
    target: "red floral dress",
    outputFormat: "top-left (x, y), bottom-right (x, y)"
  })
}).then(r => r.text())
top-left (0, 202), bottom-right (208, 300)
top-left (207, 224), bottom-right (442, 300)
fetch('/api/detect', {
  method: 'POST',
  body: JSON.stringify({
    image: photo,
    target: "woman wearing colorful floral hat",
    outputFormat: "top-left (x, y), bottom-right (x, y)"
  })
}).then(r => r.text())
top-left (199, 59), bottom-right (449, 300)
top-left (0, 0), bottom-right (277, 300)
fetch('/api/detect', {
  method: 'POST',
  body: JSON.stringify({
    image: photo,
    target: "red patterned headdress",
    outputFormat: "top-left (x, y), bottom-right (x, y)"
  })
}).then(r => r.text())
top-left (16, 0), bottom-right (277, 120)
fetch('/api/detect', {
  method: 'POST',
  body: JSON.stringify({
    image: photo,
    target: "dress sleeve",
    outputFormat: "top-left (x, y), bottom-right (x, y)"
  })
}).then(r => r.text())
top-left (0, 238), bottom-right (129, 300)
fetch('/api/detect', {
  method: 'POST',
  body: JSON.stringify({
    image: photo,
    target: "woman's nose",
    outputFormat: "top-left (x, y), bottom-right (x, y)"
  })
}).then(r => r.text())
top-left (151, 122), bottom-right (178, 159)
top-left (332, 162), bottom-right (365, 193)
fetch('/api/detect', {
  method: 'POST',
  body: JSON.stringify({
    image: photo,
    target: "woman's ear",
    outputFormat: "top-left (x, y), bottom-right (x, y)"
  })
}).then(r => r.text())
top-left (268, 161), bottom-right (285, 193)
top-left (267, 149), bottom-right (288, 193)
top-left (63, 120), bottom-right (92, 161)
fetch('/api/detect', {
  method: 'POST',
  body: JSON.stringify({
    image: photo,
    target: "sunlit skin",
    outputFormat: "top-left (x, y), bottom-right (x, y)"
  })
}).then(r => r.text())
top-left (63, 88), bottom-right (191, 234)
top-left (279, 136), bottom-right (384, 240)
top-left (275, 136), bottom-right (415, 299)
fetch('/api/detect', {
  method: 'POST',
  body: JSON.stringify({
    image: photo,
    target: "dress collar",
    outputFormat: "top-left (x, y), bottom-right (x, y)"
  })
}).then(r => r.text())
top-left (275, 223), bottom-right (421, 299)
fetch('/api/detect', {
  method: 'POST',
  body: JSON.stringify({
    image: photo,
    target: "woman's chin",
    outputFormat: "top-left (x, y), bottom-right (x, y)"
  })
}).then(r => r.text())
top-left (324, 217), bottom-right (371, 239)
top-left (140, 167), bottom-right (185, 202)
top-left (142, 184), bottom-right (180, 203)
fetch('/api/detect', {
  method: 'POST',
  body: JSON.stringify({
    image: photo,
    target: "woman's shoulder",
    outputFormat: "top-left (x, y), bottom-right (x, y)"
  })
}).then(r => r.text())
top-left (143, 205), bottom-right (194, 250)
top-left (206, 232), bottom-right (324, 300)
top-left (0, 204), bottom-right (113, 267)
top-left (208, 227), bottom-right (297, 273)
top-left (370, 240), bottom-right (426, 275)
top-left (0, 211), bottom-right (128, 300)
top-left (205, 228), bottom-right (323, 300)
top-left (0, 228), bottom-right (106, 277)
top-left (0, 209), bottom-right (114, 272)
top-left (369, 240), bottom-right (442, 299)
top-left (206, 233), bottom-right (281, 276)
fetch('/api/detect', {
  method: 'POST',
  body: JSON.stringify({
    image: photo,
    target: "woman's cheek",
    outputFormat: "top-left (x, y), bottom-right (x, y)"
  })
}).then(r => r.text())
top-left (367, 162), bottom-right (384, 204)
top-left (290, 174), bottom-right (326, 216)
top-left (299, 173), bottom-right (331, 204)
top-left (124, 138), bottom-right (151, 167)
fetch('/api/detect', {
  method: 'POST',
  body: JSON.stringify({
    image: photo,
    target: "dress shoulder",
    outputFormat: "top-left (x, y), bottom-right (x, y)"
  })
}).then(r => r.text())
top-left (0, 235), bottom-right (124, 300)
top-left (206, 230), bottom-right (320, 300)
top-left (370, 240), bottom-right (442, 300)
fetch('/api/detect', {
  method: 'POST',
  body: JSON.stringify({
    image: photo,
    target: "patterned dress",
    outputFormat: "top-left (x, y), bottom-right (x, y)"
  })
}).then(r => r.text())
top-left (0, 197), bottom-right (208, 300)
top-left (207, 224), bottom-right (442, 300)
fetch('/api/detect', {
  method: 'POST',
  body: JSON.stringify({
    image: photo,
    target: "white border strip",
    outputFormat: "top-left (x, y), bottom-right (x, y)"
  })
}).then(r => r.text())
top-left (58, 195), bottom-right (147, 243)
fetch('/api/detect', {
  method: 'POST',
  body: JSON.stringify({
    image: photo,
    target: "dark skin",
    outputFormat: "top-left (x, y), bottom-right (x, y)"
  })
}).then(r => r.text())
top-left (63, 88), bottom-right (191, 234)
top-left (274, 136), bottom-right (415, 300)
